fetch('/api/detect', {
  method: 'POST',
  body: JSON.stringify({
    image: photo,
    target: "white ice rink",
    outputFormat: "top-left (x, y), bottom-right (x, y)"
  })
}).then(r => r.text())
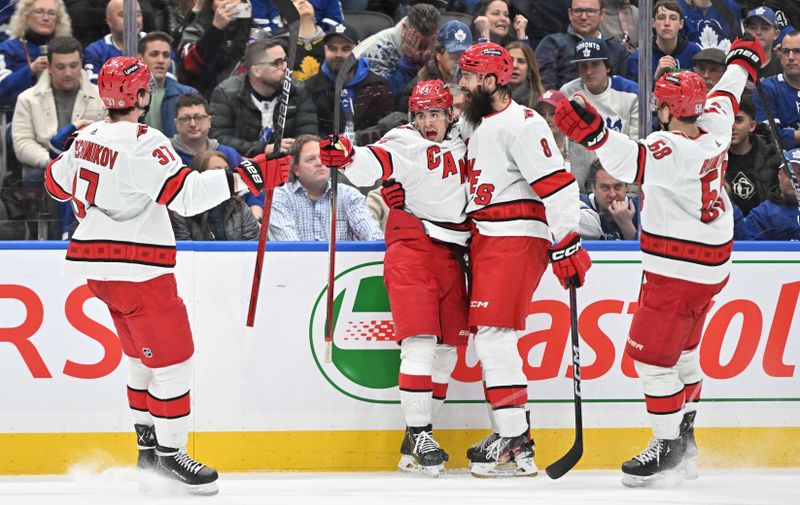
top-left (1, 469), bottom-right (798, 505)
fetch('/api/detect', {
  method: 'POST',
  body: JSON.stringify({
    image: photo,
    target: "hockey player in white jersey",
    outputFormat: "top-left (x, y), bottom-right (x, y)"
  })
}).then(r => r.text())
top-left (554, 35), bottom-right (765, 487)
top-left (44, 57), bottom-right (290, 495)
top-left (457, 42), bottom-right (591, 478)
top-left (319, 80), bottom-right (469, 477)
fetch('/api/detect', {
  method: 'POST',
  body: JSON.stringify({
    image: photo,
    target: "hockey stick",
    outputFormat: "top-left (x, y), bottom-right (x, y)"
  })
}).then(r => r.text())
top-left (545, 279), bottom-right (583, 479)
top-left (709, 0), bottom-right (800, 205)
top-left (246, 0), bottom-right (300, 328)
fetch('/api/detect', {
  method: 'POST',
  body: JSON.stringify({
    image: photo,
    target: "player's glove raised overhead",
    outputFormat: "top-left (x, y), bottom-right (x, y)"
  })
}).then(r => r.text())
top-left (549, 231), bottom-right (592, 289)
top-left (554, 94), bottom-right (608, 150)
top-left (726, 34), bottom-right (765, 82)
top-left (380, 179), bottom-right (406, 209)
top-left (233, 153), bottom-right (290, 195)
top-left (319, 135), bottom-right (354, 168)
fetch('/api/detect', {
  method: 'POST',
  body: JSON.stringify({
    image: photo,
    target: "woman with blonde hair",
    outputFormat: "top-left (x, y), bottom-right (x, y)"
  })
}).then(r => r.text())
top-left (0, 0), bottom-right (71, 103)
top-left (505, 40), bottom-right (544, 107)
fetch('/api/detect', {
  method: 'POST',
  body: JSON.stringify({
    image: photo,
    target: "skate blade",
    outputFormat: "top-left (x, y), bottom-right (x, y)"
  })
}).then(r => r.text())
top-left (397, 455), bottom-right (444, 478)
top-left (186, 481), bottom-right (219, 496)
top-left (469, 459), bottom-right (538, 479)
top-left (622, 467), bottom-right (686, 488)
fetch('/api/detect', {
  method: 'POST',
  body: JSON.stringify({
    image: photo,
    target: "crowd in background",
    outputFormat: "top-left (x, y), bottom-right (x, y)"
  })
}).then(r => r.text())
top-left (0, 0), bottom-right (798, 241)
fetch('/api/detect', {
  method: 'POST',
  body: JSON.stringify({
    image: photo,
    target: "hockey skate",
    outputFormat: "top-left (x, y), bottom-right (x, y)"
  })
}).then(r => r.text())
top-left (398, 425), bottom-right (449, 477)
top-left (680, 411), bottom-right (698, 480)
top-left (134, 424), bottom-right (157, 471)
top-left (156, 446), bottom-right (219, 495)
top-left (468, 434), bottom-right (538, 478)
top-left (466, 431), bottom-right (499, 461)
top-left (621, 437), bottom-right (686, 488)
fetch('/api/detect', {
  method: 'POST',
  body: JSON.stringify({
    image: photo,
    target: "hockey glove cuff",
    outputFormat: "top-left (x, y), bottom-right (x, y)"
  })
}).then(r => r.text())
top-left (380, 179), bottom-right (406, 209)
top-left (726, 34), bottom-right (765, 82)
top-left (251, 152), bottom-right (291, 190)
top-left (554, 94), bottom-right (608, 150)
top-left (549, 231), bottom-right (592, 289)
top-left (319, 135), bottom-right (354, 168)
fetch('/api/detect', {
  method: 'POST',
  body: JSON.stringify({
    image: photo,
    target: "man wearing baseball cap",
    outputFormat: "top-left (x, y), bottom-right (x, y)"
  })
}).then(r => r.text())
top-left (560, 38), bottom-right (638, 192)
top-left (745, 6), bottom-right (782, 77)
top-left (304, 23), bottom-right (394, 138)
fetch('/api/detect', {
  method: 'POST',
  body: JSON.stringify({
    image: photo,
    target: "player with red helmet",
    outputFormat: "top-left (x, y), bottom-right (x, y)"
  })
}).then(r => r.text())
top-left (456, 43), bottom-right (589, 478)
top-left (320, 80), bottom-right (469, 477)
top-left (44, 57), bottom-right (291, 495)
top-left (555, 36), bottom-right (764, 487)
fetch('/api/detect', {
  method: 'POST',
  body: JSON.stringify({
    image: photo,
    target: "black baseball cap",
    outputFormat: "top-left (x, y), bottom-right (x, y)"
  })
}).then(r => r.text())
top-left (323, 23), bottom-right (359, 45)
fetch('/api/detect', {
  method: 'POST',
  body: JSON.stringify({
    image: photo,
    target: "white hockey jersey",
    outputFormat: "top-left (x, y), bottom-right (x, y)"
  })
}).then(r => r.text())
top-left (593, 65), bottom-right (750, 284)
top-left (344, 123), bottom-right (470, 246)
top-left (465, 100), bottom-right (579, 242)
top-left (45, 120), bottom-right (232, 281)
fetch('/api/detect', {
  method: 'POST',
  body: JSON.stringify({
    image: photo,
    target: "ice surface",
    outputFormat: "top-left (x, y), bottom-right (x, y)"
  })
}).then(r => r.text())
top-left (0, 468), bottom-right (797, 505)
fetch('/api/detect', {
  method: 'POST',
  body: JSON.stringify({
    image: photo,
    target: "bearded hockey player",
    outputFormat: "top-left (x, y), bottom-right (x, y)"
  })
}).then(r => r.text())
top-left (44, 56), bottom-right (290, 495)
top-left (320, 80), bottom-right (469, 477)
top-left (457, 42), bottom-right (591, 478)
top-left (554, 35), bottom-right (765, 487)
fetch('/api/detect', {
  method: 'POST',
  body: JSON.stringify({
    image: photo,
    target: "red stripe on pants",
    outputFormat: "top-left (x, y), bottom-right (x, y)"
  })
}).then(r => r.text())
top-left (486, 386), bottom-right (527, 409)
top-left (147, 391), bottom-right (191, 419)
top-left (684, 381), bottom-right (702, 403)
top-left (127, 387), bottom-right (148, 411)
top-left (432, 382), bottom-right (448, 400)
top-left (398, 373), bottom-right (432, 392)
top-left (645, 389), bottom-right (685, 415)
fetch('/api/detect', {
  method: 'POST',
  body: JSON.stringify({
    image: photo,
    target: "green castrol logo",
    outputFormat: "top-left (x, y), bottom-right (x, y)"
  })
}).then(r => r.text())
top-left (309, 261), bottom-right (401, 403)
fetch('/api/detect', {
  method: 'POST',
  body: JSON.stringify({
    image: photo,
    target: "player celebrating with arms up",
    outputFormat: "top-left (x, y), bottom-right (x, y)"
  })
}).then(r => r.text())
top-left (320, 80), bottom-right (469, 478)
top-left (554, 35), bottom-right (765, 487)
top-left (44, 57), bottom-right (290, 495)
top-left (457, 43), bottom-right (591, 478)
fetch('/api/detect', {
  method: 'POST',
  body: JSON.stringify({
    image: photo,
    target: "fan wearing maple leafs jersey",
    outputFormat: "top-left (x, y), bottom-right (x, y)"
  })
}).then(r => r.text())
top-left (44, 57), bottom-right (289, 495)
top-left (320, 80), bottom-right (468, 477)
top-left (555, 36), bottom-right (764, 487)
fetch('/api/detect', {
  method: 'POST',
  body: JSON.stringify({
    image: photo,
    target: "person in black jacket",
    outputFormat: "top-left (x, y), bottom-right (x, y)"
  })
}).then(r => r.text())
top-left (303, 24), bottom-right (394, 142)
top-left (209, 37), bottom-right (318, 158)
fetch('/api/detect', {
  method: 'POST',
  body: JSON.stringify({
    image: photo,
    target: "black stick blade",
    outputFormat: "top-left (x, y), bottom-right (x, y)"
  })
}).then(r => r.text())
top-left (545, 439), bottom-right (583, 479)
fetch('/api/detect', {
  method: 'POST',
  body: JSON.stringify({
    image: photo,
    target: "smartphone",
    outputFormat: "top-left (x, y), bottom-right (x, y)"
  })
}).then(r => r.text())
top-left (39, 45), bottom-right (48, 55)
top-left (234, 1), bottom-right (252, 18)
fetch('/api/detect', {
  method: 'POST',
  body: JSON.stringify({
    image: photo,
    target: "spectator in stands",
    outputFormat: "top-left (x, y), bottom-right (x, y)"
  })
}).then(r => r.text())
top-left (0, 0), bottom-right (13, 43)
top-left (269, 134), bottom-right (383, 241)
top-left (209, 37), bottom-right (318, 157)
top-left (740, 148), bottom-right (800, 240)
top-left (626, 0), bottom-right (701, 82)
top-left (292, 0), bottom-right (326, 82)
top-left (258, 0), bottom-right (343, 35)
top-left (451, 86), bottom-right (465, 118)
top-left (677, 0), bottom-right (741, 51)
top-left (139, 32), bottom-right (196, 137)
top-left (744, 6), bottom-right (783, 78)
top-left (63, 0), bottom-right (112, 47)
top-left (399, 20), bottom-right (472, 112)
top-left (169, 150), bottom-right (260, 241)
top-left (738, 1), bottom-right (800, 35)
top-left (304, 23), bottom-right (393, 141)
top-left (533, 89), bottom-right (568, 159)
top-left (362, 3), bottom-right (440, 98)
top-left (179, 0), bottom-right (252, 99)
top-left (170, 92), bottom-right (242, 167)
top-left (753, 30), bottom-right (800, 149)
top-left (0, 0), bottom-right (71, 106)
top-left (472, 0), bottom-right (528, 46)
top-left (599, 0), bottom-right (638, 50)
top-left (83, 0), bottom-right (144, 83)
top-left (560, 38), bottom-right (638, 191)
top-left (727, 95), bottom-right (781, 216)
top-left (692, 47), bottom-right (726, 88)
top-left (507, 0), bottom-right (570, 48)
top-left (505, 40), bottom-right (544, 107)
top-left (535, 0), bottom-right (629, 90)
top-left (580, 159), bottom-right (639, 240)
top-left (11, 35), bottom-right (104, 238)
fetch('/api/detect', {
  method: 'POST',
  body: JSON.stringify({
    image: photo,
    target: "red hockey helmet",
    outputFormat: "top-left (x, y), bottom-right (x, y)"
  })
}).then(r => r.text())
top-left (408, 79), bottom-right (453, 113)
top-left (652, 71), bottom-right (707, 119)
top-left (97, 56), bottom-right (154, 109)
top-left (458, 42), bottom-right (513, 86)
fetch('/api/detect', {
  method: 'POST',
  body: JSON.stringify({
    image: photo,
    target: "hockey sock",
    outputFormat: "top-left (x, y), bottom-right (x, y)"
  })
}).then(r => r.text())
top-left (676, 348), bottom-right (702, 413)
top-left (399, 336), bottom-right (437, 427)
top-left (147, 359), bottom-right (193, 450)
top-left (431, 344), bottom-right (457, 422)
top-left (635, 360), bottom-right (684, 439)
top-left (127, 357), bottom-right (154, 426)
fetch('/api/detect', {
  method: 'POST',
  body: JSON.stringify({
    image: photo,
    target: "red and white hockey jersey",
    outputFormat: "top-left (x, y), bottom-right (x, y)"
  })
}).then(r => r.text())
top-left (465, 100), bottom-right (579, 242)
top-left (345, 124), bottom-right (470, 246)
top-left (593, 65), bottom-right (750, 284)
top-left (45, 120), bottom-right (232, 281)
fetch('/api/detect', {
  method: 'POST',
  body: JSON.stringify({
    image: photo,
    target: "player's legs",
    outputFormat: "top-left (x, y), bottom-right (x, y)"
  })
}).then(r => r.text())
top-left (126, 357), bottom-right (157, 470)
top-left (676, 347), bottom-right (702, 479)
top-left (431, 343), bottom-right (457, 422)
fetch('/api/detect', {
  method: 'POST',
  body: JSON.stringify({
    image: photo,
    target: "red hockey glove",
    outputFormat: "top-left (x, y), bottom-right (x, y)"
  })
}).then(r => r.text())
top-left (726, 34), bottom-right (765, 82)
top-left (235, 153), bottom-right (290, 195)
top-left (549, 232), bottom-right (592, 289)
top-left (554, 94), bottom-right (608, 150)
top-left (380, 179), bottom-right (406, 209)
top-left (319, 135), bottom-right (354, 168)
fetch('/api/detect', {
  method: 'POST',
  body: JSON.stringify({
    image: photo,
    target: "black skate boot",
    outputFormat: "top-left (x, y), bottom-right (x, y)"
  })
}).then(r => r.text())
top-left (680, 411), bottom-right (698, 480)
top-left (466, 432), bottom-right (499, 461)
top-left (469, 433), bottom-right (538, 478)
top-left (134, 424), bottom-right (157, 470)
top-left (398, 425), bottom-right (449, 477)
top-left (156, 445), bottom-right (219, 495)
top-left (621, 437), bottom-right (686, 488)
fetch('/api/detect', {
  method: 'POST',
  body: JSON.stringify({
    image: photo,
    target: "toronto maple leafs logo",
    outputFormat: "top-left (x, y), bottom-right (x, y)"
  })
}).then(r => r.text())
top-left (335, 24), bottom-right (346, 34)
top-left (454, 29), bottom-right (466, 42)
top-left (755, 7), bottom-right (766, 16)
top-left (697, 22), bottom-right (731, 51)
top-left (582, 47), bottom-right (592, 58)
top-left (605, 117), bottom-right (623, 132)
